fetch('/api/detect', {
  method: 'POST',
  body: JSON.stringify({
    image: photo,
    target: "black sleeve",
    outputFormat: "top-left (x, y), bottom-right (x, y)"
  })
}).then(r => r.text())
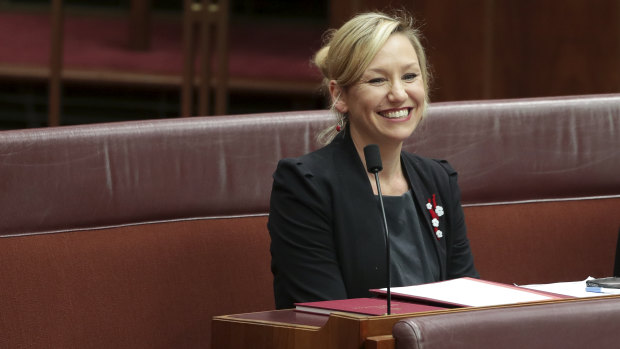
top-left (438, 160), bottom-right (479, 279)
top-left (268, 158), bottom-right (347, 309)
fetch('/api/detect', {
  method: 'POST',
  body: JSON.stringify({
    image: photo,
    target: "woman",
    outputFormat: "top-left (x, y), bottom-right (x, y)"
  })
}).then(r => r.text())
top-left (268, 12), bottom-right (478, 310)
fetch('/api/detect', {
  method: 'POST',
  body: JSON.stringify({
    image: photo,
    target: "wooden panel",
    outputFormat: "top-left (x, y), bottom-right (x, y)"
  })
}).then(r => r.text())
top-left (410, 0), bottom-right (491, 101)
top-left (213, 298), bottom-right (620, 348)
top-left (212, 309), bottom-right (444, 349)
top-left (129, 0), bottom-right (152, 50)
top-left (490, 0), bottom-right (620, 99)
top-left (328, 0), bottom-right (620, 101)
top-left (329, 0), bottom-right (414, 27)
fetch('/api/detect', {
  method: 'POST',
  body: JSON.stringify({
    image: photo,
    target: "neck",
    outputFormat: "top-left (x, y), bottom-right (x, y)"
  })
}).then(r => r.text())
top-left (351, 134), bottom-right (407, 196)
top-left (375, 144), bottom-right (402, 177)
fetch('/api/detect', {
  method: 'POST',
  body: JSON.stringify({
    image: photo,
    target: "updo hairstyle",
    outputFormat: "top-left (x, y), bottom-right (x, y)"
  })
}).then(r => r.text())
top-left (313, 11), bottom-right (431, 144)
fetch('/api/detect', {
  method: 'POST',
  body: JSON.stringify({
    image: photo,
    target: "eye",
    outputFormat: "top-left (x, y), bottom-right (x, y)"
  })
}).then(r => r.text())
top-left (366, 77), bottom-right (387, 86)
top-left (402, 73), bottom-right (418, 82)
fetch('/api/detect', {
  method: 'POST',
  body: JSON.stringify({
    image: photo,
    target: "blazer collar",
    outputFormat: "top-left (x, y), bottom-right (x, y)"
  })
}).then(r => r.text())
top-left (402, 157), bottom-right (447, 278)
top-left (334, 130), bottom-right (446, 277)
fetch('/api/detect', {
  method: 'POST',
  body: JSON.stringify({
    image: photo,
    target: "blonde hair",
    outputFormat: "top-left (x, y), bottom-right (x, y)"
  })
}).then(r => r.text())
top-left (313, 11), bottom-right (431, 145)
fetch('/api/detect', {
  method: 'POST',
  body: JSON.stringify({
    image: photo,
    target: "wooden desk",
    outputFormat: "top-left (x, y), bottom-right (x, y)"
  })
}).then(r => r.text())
top-left (212, 296), bottom-right (620, 349)
top-left (212, 307), bottom-right (461, 349)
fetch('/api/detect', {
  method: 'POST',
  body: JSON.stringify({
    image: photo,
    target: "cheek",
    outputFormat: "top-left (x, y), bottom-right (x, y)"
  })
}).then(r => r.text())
top-left (408, 83), bottom-right (426, 103)
top-left (355, 90), bottom-right (385, 112)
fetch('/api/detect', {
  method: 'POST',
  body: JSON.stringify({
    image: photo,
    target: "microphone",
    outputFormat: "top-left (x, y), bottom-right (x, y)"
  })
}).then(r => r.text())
top-left (363, 144), bottom-right (391, 315)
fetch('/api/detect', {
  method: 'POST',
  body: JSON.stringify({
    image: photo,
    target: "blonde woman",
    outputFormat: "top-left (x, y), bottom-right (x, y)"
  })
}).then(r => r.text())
top-left (268, 12), bottom-right (478, 309)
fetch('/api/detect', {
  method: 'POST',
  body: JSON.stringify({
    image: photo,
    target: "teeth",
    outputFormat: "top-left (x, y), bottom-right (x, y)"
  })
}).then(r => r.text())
top-left (383, 109), bottom-right (409, 119)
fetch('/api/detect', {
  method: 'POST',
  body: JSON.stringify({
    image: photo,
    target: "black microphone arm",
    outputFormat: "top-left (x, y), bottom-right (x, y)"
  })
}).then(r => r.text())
top-left (363, 144), bottom-right (391, 315)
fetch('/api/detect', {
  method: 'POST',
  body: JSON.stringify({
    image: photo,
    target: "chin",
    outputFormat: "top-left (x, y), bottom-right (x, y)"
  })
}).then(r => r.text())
top-left (383, 128), bottom-right (417, 143)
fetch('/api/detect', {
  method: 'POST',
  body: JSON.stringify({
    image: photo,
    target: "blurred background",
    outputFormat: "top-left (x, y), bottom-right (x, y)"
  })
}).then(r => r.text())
top-left (0, 0), bottom-right (618, 130)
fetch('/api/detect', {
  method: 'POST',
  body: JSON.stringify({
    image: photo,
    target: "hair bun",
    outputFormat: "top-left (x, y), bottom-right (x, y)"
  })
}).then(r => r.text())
top-left (312, 46), bottom-right (330, 79)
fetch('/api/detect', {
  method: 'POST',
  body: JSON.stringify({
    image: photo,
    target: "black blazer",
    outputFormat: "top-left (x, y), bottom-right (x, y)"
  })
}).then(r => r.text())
top-left (268, 130), bottom-right (478, 309)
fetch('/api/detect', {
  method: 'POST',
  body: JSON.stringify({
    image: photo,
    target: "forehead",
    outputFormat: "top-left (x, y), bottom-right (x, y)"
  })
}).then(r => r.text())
top-left (365, 33), bottom-right (420, 71)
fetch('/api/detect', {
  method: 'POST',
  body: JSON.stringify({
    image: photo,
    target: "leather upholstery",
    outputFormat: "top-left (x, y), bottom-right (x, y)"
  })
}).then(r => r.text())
top-left (0, 94), bottom-right (618, 348)
top-left (1, 94), bottom-right (618, 236)
top-left (393, 297), bottom-right (620, 349)
top-left (0, 111), bottom-right (329, 236)
top-left (404, 94), bottom-right (620, 205)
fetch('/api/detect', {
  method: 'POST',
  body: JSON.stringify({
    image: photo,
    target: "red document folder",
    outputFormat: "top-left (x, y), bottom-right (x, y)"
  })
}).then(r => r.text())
top-left (294, 297), bottom-right (448, 316)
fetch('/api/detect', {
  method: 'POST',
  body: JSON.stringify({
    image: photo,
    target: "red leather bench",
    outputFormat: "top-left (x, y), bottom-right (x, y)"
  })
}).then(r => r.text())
top-left (1, 94), bottom-right (618, 348)
top-left (392, 296), bottom-right (620, 348)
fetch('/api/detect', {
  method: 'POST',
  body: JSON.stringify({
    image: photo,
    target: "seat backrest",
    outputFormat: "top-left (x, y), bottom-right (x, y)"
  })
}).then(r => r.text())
top-left (393, 297), bottom-right (620, 349)
top-left (2, 94), bottom-right (618, 236)
top-left (0, 94), bottom-right (618, 348)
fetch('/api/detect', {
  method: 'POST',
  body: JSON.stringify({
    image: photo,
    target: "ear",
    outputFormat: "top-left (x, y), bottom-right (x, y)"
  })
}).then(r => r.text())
top-left (328, 80), bottom-right (348, 114)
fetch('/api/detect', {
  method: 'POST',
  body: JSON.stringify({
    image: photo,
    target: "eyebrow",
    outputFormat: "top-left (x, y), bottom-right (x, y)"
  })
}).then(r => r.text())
top-left (365, 62), bottom-right (421, 75)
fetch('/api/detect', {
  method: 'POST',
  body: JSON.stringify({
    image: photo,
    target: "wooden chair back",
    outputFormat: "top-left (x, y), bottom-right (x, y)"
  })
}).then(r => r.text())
top-left (182, 0), bottom-right (229, 116)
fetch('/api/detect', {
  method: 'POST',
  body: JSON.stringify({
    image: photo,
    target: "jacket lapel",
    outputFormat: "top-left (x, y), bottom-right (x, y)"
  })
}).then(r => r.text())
top-left (333, 131), bottom-right (388, 277)
top-left (402, 156), bottom-right (447, 279)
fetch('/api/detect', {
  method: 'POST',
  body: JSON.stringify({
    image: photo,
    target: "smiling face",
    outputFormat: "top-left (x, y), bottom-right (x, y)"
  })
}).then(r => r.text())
top-left (333, 33), bottom-right (426, 147)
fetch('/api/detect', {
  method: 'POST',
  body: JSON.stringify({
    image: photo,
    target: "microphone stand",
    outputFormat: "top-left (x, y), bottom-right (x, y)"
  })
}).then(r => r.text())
top-left (372, 172), bottom-right (391, 315)
top-left (364, 144), bottom-right (392, 315)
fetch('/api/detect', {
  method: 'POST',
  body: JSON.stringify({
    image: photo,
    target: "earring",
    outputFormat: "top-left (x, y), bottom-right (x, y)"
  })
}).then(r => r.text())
top-left (336, 116), bottom-right (346, 132)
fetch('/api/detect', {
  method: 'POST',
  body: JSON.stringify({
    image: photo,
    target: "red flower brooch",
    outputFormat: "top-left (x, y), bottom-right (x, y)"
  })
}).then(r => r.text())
top-left (426, 194), bottom-right (444, 240)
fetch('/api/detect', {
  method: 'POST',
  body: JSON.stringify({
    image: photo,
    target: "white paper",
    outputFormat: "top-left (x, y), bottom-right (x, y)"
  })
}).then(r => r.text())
top-left (520, 277), bottom-right (612, 298)
top-left (382, 278), bottom-right (556, 307)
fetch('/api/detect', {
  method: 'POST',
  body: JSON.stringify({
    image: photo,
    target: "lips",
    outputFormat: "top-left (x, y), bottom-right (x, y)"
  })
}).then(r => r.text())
top-left (379, 108), bottom-right (411, 119)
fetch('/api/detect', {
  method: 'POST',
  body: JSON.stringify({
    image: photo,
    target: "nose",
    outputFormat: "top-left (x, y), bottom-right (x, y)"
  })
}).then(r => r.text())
top-left (388, 80), bottom-right (407, 102)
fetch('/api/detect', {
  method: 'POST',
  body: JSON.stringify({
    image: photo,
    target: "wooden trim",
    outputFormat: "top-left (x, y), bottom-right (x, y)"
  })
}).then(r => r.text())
top-left (364, 335), bottom-right (394, 349)
top-left (0, 63), bottom-right (321, 95)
